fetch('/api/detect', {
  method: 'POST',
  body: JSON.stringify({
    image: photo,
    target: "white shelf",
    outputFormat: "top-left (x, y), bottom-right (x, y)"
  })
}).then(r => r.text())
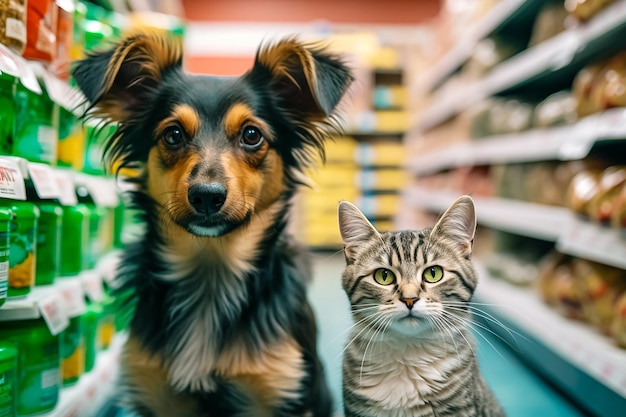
top-left (417, 0), bottom-right (626, 132)
top-left (402, 188), bottom-right (569, 241)
top-left (402, 187), bottom-right (626, 268)
top-left (47, 333), bottom-right (125, 417)
top-left (418, 0), bottom-right (534, 93)
top-left (408, 108), bottom-right (626, 175)
top-left (475, 271), bottom-right (626, 414)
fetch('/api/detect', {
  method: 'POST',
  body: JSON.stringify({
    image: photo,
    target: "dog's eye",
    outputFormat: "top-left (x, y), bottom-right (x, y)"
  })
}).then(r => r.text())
top-left (240, 126), bottom-right (264, 149)
top-left (163, 126), bottom-right (185, 148)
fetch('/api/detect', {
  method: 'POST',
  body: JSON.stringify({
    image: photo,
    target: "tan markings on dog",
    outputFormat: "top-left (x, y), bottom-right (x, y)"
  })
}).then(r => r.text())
top-left (147, 146), bottom-right (199, 219)
top-left (95, 32), bottom-right (183, 121)
top-left (257, 149), bottom-right (284, 210)
top-left (223, 103), bottom-right (273, 141)
top-left (215, 337), bottom-right (306, 406)
top-left (221, 151), bottom-right (264, 216)
top-left (156, 104), bottom-right (201, 139)
top-left (121, 336), bottom-right (201, 417)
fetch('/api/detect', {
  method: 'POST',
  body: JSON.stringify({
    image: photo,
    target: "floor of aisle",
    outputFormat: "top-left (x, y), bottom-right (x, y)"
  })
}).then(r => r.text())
top-left (308, 251), bottom-right (589, 417)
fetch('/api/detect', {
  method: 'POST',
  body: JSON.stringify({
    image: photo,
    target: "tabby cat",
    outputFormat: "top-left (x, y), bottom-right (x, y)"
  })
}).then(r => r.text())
top-left (337, 196), bottom-right (505, 417)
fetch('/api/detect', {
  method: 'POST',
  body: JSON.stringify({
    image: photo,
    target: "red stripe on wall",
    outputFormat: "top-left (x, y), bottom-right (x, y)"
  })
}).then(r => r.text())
top-left (185, 55), bottom-right (256, 76)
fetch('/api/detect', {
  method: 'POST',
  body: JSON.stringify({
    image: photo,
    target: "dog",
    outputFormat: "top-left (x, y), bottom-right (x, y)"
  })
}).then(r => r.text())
top-left (72, 32), bottom-right (352, 417)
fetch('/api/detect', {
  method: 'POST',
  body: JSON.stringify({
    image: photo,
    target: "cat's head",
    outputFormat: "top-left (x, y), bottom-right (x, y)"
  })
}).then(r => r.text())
top-left (337, 196), bottom-right (477, 338)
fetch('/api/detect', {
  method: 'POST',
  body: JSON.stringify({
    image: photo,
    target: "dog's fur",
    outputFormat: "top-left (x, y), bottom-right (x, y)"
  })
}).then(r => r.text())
top-left (72, 32), bottom-right (352, 417)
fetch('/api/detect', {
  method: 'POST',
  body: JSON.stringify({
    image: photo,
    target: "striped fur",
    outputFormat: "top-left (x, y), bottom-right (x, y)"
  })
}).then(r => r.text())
top-left (337, 197), bottom-right (504, 417)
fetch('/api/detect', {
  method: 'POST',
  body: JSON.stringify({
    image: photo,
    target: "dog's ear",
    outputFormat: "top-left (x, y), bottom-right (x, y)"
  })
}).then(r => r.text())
top-left (249, 39), bottom-right (353, 121)
top-left (72, 32), bottom-right (183, 122)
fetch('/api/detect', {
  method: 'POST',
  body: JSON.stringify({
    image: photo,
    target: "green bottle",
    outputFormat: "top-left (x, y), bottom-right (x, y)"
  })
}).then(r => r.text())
top-left (13, 85), bottom-right (58, 165)
top-left (61, 315), bottom-right (84, 386)
top-left (0, 74), bottom-right (16, 156)
top-left (0, 319), bottom-right (61, 416)
top-left (34, 203), bottom-right (62, 286)
top-left (0, 341), bottom-right (18, 417)
top-left (59, 204), bottom-right (90, 276)
top-left (5, 202), bottom-right (39, 298)
top-left (0, 208), bottom-right (11, 307)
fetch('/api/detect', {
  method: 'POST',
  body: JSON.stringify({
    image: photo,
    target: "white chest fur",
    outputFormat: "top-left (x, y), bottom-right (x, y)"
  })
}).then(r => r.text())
top-left (347, 338), bottom-right (466, 410)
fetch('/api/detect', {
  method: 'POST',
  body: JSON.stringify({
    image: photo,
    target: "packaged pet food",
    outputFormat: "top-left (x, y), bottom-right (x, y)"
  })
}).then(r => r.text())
top-left (565, 0), bottom-right (614, 21)
top-left (53, 0), bottom-right (74, 79)
top-left (0, 341), bottom-right (18, 417)
top-left (0, 0), bottom-right (27, 55)
top-left (571, 258), bottom-right (626, 334)
top-left (23, 0), bottom-right (58, 62)
top-left (611, 292), bottom-right (626, 348)
top-left (0, 319), bottom-right (61, 415)
top-left (587, 166), bottom-right (626, 223)
top-left (610, 183), bottom-right (626, 228)
top-left (61, 315), bottom-right (84, 386)
top-left (6, 201), bottom-right (39, 298)
top-left (0, 207), bottom-right (10, 307)
top-left (0, 73), bottom-right (16, 156)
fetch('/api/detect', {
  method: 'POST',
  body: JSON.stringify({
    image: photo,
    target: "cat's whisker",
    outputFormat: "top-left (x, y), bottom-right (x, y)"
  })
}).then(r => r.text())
top-left (358, 314), bottom-right (391, 385)
top-left (440, 311), bottom-right (510, 363)
top-left (340, 312), bottom-right (388, 356)
top-left (428, 314), bottom-right (459, 358)
top-left (443, 304), bottom-right (526, 349)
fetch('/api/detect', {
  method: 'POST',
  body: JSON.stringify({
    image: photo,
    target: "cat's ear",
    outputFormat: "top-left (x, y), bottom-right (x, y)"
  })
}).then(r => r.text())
top-left (431, 195), bottom-right (476, 258)
top-left (338, 201), bottom-right (380, 264)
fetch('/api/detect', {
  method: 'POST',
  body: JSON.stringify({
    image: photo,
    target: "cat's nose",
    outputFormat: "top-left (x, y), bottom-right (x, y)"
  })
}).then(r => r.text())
top-left (400, 297), bottom-right (418, 310)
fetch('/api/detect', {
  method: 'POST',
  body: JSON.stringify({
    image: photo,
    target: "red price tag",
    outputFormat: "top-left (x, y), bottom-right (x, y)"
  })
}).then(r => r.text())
top-left (59, 279), bottom-right (87, 318)
top-left (82, 271), bottom-right (104, 302)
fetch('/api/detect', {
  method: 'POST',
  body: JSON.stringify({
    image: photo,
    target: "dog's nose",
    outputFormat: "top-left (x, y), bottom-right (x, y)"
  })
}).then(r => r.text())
top-left (188, 183), bottom-right (227, 215)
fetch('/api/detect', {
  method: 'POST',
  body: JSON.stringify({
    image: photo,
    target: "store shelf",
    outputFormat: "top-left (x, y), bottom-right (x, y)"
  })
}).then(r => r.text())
top-left (402, 187), bottom-right (569, 241)
top-left (408, 108), bottom-right (626, 175)
top-left (474, 271), bottom-right (626, 416)
top-left (419, 0), bottom-right (539, 93)
top-left (47, 333), bottom-right (126, 417)
top-left (402, 187), bottom-right (626, 268)
top-left (416, 0), bottom-right (626, 132)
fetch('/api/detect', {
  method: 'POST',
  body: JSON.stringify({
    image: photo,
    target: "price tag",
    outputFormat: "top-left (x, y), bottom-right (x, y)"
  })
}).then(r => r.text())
top-left (28, 162), bottom-right (61, 200)
top-left (83, 175), bottom-right (120, 207)
top-left (0, 44), bottom-right (19, 77)
top-left (12, 57), bottom-right (41, 94)
top-left (37, 292), bottom-right (69, 335)
top-left (53, 169), bottom-right (78, 206)
top-left (0, 158), bottom-right (26, 200)
top-left (82, 270), bottom-right (104, 302)
top-left (58, 279), bottom-right (87, 318)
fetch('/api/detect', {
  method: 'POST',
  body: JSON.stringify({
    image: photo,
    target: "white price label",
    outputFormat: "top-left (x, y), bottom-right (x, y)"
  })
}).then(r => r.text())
top-left (28, 162), bottom-right (61, 200)
top-left (84, 176), bottom-right (120, 207)
top-left (0, 158), bottom-right (26, 200)
top-left (37, 293), bottom-right (69, 335)
top-left (0, 44), bottom-right (19, 77)
top-left (53, 170), bottom-right (78, 206)
top-left (15, 58), bottom-right (41, 94)
top-left (59, 279), bottom-right (87, 318)
top-left (82, 270), bottom-right (104, 302)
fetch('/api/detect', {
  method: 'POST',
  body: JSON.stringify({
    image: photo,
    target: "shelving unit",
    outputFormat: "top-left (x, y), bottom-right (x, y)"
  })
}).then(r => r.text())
top-left (415, 0), bottom-right (626, 132)
top-left (403, 1), bottom-right (626, 408)
top-left (418, 0), bottom-right (543, 93)
top-left (408, 108), bottom-right (626, 175)
top-left (402, 187), bottom-right (626, 270)
top-left (474, 270), bottom-right (626, 417)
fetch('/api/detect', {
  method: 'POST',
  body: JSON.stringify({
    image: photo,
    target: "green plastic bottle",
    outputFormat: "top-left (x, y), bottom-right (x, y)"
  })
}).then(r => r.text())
top-left (6, 202), bottom-right (39, 298)
top-left (0, 74), bottom-right (17, 156)
top-left (34, 203), bottom-right (62, 286)
top-left (0, 341), bottom-right (18, 417)
top-left (0, 207), bottom-right (11, 307)
top-left (13, 85), bottom-right (59, 165)
top-left (59, 203), bottom-right (90, 277)
top-left (61, 315), bottom-right (84, 386)
top-left (0, 319), bottom-right (61, 416)
top-left (82, 301), bottom-right (102, 373)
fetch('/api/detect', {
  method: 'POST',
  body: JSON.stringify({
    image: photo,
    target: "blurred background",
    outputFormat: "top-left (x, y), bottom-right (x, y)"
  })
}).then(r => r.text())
top-left (0, 0), bottom-right (625, 416)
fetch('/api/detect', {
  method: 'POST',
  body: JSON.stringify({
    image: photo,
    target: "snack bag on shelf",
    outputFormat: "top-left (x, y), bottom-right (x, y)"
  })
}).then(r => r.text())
top-left (573, 62), bottom-right (605, 118)
top-left (568, 169), bottom-right (603, 217)
top-left (587, 166), bottom-right (626, 224)
top-left (537, 252), bottom-right (584, 320)
top-left (533, 91), bottom-right (578, 128)
top-left (565, 0), bottom-right (615, 22)
top-left (611, 292), bottom-right (626, 348)
top-left (0, 0), bottom-right (27, 55)
top-left (610, 182), bottom-right (626, 229)
top-left (571, 258), bottom-right (626, 334)
top-left (23, 0), bottom-right (58, 62)
top-left (529, 1), bottom-right (569, 46)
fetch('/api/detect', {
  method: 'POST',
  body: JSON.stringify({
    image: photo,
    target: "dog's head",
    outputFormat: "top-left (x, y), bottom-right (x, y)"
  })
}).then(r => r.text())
top-left (72, 32), bottom-right (352, 237)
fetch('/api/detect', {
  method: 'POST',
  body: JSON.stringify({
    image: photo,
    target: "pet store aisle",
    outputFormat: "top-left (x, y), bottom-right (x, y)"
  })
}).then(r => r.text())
top-left (307, 252), bottom-right (588, 417)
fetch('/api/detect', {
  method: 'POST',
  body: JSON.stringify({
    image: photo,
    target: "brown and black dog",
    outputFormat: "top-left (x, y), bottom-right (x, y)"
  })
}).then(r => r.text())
top-left (72, 32), bottom-right (352, 416)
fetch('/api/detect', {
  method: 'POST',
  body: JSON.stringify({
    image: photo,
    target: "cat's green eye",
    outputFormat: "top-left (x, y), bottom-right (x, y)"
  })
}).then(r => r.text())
top-left (373, 268), bottom-right (396, 286)
top-left (423, 265), bottom-right (444, 283)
